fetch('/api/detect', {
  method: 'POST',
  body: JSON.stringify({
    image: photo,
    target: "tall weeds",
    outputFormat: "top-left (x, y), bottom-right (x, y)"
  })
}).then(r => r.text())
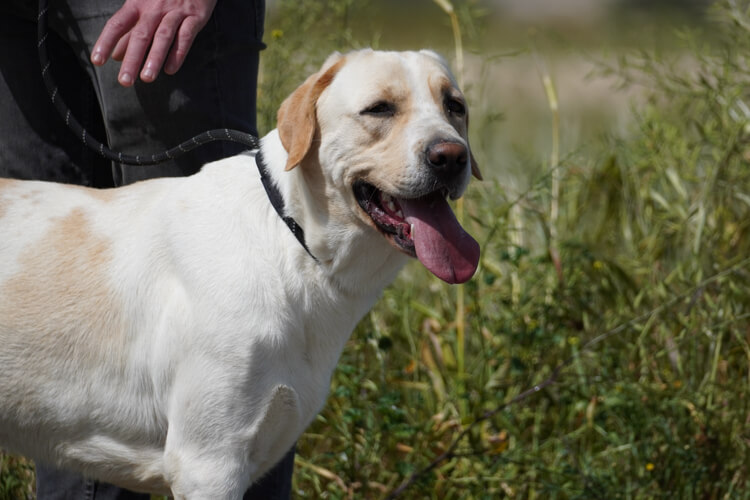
top-left (297, 1), bottom-right (750, 498)
top-left (2, 2), bottom-right (750, 499)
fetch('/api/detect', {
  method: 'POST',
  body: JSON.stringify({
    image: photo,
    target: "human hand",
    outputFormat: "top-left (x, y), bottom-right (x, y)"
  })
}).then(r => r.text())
top-left (91, 0), bottom-right (218, 87)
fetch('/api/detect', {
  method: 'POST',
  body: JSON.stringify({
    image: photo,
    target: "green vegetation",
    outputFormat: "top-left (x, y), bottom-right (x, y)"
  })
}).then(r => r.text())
top-left (279, 1), bottom-right (750, 498)
top-left (2, 1), bottom-right (749, 499)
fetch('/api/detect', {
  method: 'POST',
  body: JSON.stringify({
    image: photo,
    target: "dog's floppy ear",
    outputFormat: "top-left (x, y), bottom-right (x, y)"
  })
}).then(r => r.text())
top-left (467, 112), bottom-right (482, 180)
top-left (470, 150), bottom-right (482, 180)
top-left (277, 53), bottom-right (346, 171)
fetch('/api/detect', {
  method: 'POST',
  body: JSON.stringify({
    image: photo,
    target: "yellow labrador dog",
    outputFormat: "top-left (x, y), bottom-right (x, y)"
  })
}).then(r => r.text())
top-left (0, 49), bottom-right (481, 499)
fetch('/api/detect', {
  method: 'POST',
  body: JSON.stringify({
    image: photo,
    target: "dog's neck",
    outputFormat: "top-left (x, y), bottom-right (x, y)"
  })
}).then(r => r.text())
top-left (255, 147), bottom-right (316, 261)
top-left (257, 131), bottom-right (409, 295)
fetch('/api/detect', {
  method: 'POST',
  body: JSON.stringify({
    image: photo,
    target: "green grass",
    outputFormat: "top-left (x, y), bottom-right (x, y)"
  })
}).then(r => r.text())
top-left (2, 1), bottom-right (750, 499)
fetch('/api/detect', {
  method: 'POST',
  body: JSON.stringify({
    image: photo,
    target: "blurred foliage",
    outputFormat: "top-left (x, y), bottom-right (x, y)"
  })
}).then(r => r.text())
top-left (614, 0), bottom-right (713, 16)
top-left (292, 0), bottom-right (750, 498)
top-left (0, 455), bottom-right (33, 500)
top-left (4, 0), bottom-right (750, 499)
top-left (257, 0), bottom-right (370, 134)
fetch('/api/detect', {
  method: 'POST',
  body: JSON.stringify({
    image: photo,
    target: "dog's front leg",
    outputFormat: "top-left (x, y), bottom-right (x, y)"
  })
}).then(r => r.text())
top-left (164, 450), bottom-right (249, 500)
top-left (163, 383), bottom-right (302, 499)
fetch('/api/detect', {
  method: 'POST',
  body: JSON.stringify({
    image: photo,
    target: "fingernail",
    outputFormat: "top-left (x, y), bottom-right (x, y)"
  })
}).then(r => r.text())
top-left (142, 64), bottom-right (155, 81)
top-left (92, 49), bottom-right (104, 65)
top-left (119, 72), bottom-right (133, 86)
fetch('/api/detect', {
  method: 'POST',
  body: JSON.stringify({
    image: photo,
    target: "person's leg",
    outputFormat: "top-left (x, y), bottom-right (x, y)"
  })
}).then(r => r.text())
top-left (0, 11), bottom-right (112, 186)
top-left (243, 446), bottom-right (296, 499)
top-left (35, 464), bottom-right (149, 500)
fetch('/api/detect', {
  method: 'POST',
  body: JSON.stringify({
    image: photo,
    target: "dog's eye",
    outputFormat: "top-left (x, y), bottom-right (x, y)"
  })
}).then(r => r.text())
top-left (361, 101), bottom-right (395, 116)
top-left (445, 97), bottom-right (466, 116)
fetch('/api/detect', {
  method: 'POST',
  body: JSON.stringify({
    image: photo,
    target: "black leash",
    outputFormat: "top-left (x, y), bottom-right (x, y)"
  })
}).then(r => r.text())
top-left (36, 0), bottom-right (317, 261)
top-left (36, 0), bottom-right (260, 166)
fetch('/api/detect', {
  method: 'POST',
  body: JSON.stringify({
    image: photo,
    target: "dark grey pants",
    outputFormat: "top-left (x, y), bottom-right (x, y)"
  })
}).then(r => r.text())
top-left (0, 1), bottom-right (296, 498)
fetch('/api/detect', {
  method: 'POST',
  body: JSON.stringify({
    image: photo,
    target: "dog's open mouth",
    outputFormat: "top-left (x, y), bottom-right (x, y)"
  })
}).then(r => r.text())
top-left (354, 181), bottom-right (480, 284)
top-left (354, 181), bottom-right (415, 255)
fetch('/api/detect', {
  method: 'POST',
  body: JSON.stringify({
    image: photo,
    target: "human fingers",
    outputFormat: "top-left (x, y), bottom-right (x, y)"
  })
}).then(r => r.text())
top-left (140, 11), bottom-right (185, 82)
top-left (116, 11), bottom-right (164, 86)
top-left (93, 0), bottom-right (218, 85)
top-left (91, 5), bottom-right (138, 66)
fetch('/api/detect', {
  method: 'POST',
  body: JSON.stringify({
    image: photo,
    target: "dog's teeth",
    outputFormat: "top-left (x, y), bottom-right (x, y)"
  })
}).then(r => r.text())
top-left (380, 192), bottom-right (403, 217)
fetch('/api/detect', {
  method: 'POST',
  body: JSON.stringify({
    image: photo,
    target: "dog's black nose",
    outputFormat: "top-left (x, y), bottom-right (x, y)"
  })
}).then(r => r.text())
top-left (426, 140), bottom-right (468, 181)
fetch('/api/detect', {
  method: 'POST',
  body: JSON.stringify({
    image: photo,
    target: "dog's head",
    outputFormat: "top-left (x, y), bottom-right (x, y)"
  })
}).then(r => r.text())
top-left (276, 49), bottom-right (481, 284)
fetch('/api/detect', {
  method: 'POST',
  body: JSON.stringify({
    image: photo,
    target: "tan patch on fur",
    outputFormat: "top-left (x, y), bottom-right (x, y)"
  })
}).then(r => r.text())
top-left (429, 76), bottom-right (454, 104)
top-left (0, 207), bottom-right (126, 368)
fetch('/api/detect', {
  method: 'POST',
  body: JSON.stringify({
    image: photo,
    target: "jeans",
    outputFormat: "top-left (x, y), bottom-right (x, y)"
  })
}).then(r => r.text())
top-left (34, 447), bottom-right (296, 500)
top-left (0, 1), bottom-right (296, 498)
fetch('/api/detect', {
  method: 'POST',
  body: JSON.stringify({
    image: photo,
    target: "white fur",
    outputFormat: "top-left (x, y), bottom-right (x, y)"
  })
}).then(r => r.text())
top-left (0, 49), bottom-right (475, 499)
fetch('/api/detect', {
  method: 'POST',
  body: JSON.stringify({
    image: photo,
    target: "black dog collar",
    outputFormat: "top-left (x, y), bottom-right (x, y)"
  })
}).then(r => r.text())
top-left (255, 149), bottom-right (317, 262)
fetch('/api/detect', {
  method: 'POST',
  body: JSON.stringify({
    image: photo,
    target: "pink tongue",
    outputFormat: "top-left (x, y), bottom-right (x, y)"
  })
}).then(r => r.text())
top-left (399, 194), bottom-right (480, 284)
